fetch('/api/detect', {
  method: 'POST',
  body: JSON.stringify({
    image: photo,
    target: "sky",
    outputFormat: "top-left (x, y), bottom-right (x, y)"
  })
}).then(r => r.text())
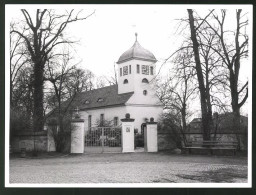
top-left (6, 4), bottom-right (252, 115)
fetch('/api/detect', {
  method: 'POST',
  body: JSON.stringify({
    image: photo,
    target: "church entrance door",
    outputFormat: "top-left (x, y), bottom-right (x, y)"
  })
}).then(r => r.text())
top-left (84, 127), bottom-right (122, 153)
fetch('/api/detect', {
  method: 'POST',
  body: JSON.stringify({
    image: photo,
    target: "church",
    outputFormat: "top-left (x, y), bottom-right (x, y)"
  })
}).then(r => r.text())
top-left (70, 33), bottom-right (163, 135)
top-left (12, 34), bottom-right (164, 153)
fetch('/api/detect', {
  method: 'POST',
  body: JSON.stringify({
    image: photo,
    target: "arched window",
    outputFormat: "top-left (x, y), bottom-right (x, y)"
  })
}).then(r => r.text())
top-left (123, 79), bottom-right (128, 84)
top-left (142, 78), bottom-right (149, 83)
top-left (143, 90), bottom-right (148, 95)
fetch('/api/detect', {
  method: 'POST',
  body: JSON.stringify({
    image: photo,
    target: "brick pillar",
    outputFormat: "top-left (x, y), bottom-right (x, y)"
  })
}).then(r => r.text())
top-left (71, 118), bottom-right (85, 153)
top-left (145, 117), bottom-right (158, 152)
top-left (121, 113), bottom-right (135, 153)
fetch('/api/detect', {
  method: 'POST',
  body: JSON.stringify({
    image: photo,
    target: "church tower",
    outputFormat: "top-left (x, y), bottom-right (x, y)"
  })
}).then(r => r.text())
top-left (117, 33), bottom-right (157, 97)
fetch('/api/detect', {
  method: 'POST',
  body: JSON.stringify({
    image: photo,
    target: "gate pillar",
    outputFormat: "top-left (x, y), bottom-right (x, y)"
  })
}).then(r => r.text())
top-left (145, 117), bottom-right (158, 152)
top-left (71, 118), bottom-right (85, 153)
top-left (121, 113), bottom-right (135, 153)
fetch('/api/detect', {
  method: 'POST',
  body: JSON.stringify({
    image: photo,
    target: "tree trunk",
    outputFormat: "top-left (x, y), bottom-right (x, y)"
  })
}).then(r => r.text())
top-left (180, 107), bottom-right (187, 144)
top-left (187, 9), bottom-right (212, 140)
top-left (33, 61), bottom-right (44, 132)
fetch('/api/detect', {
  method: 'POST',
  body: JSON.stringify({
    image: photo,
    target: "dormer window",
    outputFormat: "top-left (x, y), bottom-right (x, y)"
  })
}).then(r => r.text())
top-left (123, 79), bottom-right (128, 84)
top-left (84, 100), bottom-right (90, 104)
top-left (97, 98), bottom-right (104, 102)
top-left (142, 78), bottom-right (149, 83)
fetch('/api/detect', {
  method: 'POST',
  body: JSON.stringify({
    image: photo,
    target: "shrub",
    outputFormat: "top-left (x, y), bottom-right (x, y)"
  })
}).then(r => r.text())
top-left (47, 117), bottom-right (72, 153)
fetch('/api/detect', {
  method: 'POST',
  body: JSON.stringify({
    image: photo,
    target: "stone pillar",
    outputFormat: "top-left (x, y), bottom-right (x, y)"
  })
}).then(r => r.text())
top-left (121, 113), bottom-right (135, 153)
top-left (71, 118), bottom-right (85, 153)
top-left (145, 117), bottom-right (158, 152)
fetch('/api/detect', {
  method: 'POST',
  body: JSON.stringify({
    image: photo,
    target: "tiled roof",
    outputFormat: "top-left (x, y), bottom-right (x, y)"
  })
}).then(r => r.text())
top-left (50, 85), bottom-right (133, 115)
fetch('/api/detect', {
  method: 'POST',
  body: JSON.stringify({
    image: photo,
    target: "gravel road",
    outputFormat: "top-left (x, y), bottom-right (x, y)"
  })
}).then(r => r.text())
top-left (9, 152), bottom-right (248, 184)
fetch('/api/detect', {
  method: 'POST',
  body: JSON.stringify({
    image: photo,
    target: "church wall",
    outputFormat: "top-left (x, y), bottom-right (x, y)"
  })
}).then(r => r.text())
top-left (126, 105), bottom-right (163, 133)
top-left (126, 84), bottom-right (162, 106)
top-left (78, 104), bottom-right (162, 134)
top-left (79, 106), bottom-right (127, 134)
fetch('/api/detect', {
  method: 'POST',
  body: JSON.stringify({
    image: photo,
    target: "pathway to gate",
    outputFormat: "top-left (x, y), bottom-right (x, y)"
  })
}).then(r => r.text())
top-left (9, 152), bottom-right (247, 184)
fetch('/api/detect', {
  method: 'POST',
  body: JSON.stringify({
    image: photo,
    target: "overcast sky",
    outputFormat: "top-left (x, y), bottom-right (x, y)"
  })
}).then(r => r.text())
top-left (6, 4), bottom-right (252, 115)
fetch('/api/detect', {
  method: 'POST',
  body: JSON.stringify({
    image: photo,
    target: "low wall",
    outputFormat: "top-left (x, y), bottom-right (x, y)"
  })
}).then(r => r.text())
top-left (186, 133), bottom-right (247, 151)
top-left (158, 132), bottom-right (248, 151)
top-left (11, 131), bottom-right (48, 152)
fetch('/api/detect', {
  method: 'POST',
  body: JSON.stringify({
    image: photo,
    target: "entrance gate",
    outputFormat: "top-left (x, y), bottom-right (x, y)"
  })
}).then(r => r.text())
top-left (84, 127), bottom-right (122, 153)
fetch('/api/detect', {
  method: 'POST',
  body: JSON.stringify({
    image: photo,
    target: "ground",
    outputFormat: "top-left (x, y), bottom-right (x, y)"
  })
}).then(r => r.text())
top-left (9, 152), bottom-right (248, 184)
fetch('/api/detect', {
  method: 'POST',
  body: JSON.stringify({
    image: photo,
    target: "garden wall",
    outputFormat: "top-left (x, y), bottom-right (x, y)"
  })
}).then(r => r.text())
top-left (11, 131), bottom-right (48, 152)
top-left (157, 132), bottom-right (247, 151)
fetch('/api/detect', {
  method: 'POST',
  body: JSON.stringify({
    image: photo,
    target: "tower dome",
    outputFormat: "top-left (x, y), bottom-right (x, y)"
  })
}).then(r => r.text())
top-left (117, 33), bottom-right (157, 64)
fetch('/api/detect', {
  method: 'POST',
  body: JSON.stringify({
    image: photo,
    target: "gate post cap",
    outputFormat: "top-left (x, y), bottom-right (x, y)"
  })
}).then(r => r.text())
top-left (71, 118), bottom-right (84, 122)
top-left (125, 113), bottom-right (130, 119)
top-left (121, 113), bottom-right (135, 122)
top-left (147, 117), bottom-right (157, 124)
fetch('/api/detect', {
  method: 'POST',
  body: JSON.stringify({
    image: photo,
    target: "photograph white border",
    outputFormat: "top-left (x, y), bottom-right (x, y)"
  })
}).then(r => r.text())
top-left (5, 4), bottom-right (253, 188)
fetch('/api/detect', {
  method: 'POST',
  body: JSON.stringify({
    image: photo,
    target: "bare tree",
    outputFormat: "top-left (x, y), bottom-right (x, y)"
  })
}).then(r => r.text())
top-left (10, 22), bottom-right (30, 107)
top-left (65, 68), bottom-right (95, 98)
top-left (45, 51), bottom-right (76, 132)
top-left (187, 9), bottom-right (214, 140)
top-left (11, 9), bottom-right (94, 132)
top-left (157, 50), bottom-right (196, 143)
top-left (203, 9), bottom-right (249, 130)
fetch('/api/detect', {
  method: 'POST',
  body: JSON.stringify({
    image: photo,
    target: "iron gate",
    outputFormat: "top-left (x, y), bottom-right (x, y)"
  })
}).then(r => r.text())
top-left (84, 127), bottom-right (122, 153)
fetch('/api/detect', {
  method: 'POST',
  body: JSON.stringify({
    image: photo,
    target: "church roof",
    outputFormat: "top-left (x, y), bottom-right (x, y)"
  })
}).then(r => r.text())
top-left (74, 85), bottom-right (133, 110)
top-left (47, 85), bottom-right (134, 117)
top-left (117, 34), bottom-right (157, 64)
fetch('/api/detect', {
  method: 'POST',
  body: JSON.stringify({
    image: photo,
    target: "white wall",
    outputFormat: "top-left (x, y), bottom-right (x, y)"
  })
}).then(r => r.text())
top-left (126, 105), bottom-right (163, 133)
top-left (71, 121), bottom-right (85, 153)
top-left (79, 104), bottom-right (162, 134)
top-left (79, 106), bottom-right (127, 133)
top-left (121, 121), bottom-right (135, 152)
top-left (117, 59), bottom-right (156, 94)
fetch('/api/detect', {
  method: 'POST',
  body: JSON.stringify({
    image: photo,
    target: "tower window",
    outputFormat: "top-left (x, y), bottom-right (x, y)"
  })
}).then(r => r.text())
top-left (129, 65), bottom-right (131, 74)
top-left (142, 65), bottom-right (149, 75)
top-left (142, 78), bottom-right (149, 83)
top-left (123, 79), bottom-right (128, 84)
top-left (150, 66), bottom-right (154, 75)
top-left (143, 90), bottom-right (148, 95)
top-left (120, 68), bottom-right (122, 77)
top-left (123, 66), bottom-right (128, 76)
top-left (137, 65), bottom-right (140, 74)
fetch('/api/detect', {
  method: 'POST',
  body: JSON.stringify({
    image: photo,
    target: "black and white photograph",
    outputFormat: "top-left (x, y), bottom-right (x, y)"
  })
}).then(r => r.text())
top-left (5, 4), bottom-right (252, 188)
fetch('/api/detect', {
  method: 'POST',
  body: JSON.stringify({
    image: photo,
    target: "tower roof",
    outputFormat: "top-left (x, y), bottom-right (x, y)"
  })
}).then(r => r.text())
top-left (117, 34), bottom-right (157, 64)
